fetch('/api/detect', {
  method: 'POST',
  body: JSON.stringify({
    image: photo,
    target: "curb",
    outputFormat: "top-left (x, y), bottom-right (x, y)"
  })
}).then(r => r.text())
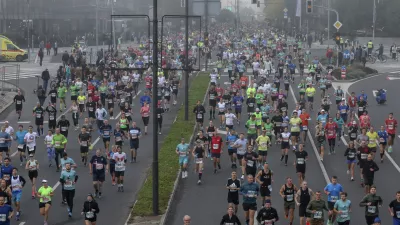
top-left (0, 81), bottom-right (20, 115)
top-left (159, 71), bottom-right (210, 225)
top-left (332, 72), bottom-right (380, 83)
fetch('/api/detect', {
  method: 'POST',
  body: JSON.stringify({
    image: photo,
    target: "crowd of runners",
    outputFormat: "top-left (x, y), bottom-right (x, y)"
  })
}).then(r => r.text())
top-left (0, 27), bottom-right (208, 225)
top-left (176, 22), bottom-right (400, 225)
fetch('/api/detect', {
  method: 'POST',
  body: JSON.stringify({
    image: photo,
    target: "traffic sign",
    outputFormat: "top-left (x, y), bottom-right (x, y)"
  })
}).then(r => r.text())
top-left (341, 65), bottom-right (346, 71)
top-left (341, 66), bottom-right (346, 79)
top-left (284, 12), bottom-right (288, 19)
top-left (333, 21), bottom-right (343, 30)
top-left (283, 8), bottom-right (288, 12)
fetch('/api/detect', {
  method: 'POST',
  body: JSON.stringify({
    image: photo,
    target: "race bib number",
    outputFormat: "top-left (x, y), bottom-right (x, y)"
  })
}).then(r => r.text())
top-left (361, 153), bottom-right (368, 159)
top-left (197, 114), bottom-right (203, 119)
top-left (369, 139), bottom-right (375, 145)
top-left (61, 127), bottom-right (67, 131)
top-left (17, 100), bottom-right (21, 104)
top-left (0, 214), bottom-right (6, 222)
top-left (28, 146), bottom-right (35, 151)
top-left (341, 210), bottom-right (349, 218)
top-left (55, 141), bottom-right (61, 147)
top-left (313, 211), bottom-right (322, 219)
top-left (388, 124), bottom-right (394, 130)
top-left (379, 138), bottom-right (385, 143)
top-left (0, 139), bottom-right (4, 144)
top-left (286, 194), bottom-right (293, 201)
top-left (50, 115), bottom-right (55, 120)
top-left (36, 113), bottom-right (42, 118)
top-left (297, 158), bottom-right (305, 164)
top-left (248, 103), bottom-right (254, 107)
top-left (247, 160), bottom-right (254, 167)
top-left (348, 152), bottom-right (355, 158)
top-left (350, 133), bottom-right (356, 138)
top-left (81, 141), bottom-right (88, 147)
top-left (103, 131), bottom-right (110, 136)
top-left (65, 180), bottom-right (73, 187)
top-left (358, 107), bottom-right (364, 111)
top-left (195, 158), bottom-right (203, 164)
top-left (330, 195), bottom-right (338, 202)
top-left (179, 151), bottom-right (187, 156)
top-left (249, 124), bottom-right (256, 129)
top-left (264, 220), bottom-right (273, 225)
top-left (396, 211), bottom-right (400, 218)
top-left (213, 144), bottom-right (219, 149)
top-left (42, 197), bottom-right (50, 203)
top-left (3, 174), bottom-right (10, 181)
top-left (96, 163), bottom-right (104, 170)
top-left (247, 190), bottom-right (256, 198)
top-left (303, 126), bottom-right (308, 131)
top-left (368, 206), bottom-right (376, 213)
top-left (341, 109), bottom-right (347, 114)
top-left (157, 114), bottom-right (161, 118)
top-left (86, 211), bottom-right (94, 219)
top-left (115, 137), bottom-right (122, 142)
top-left (18, 144), bottom-right (24, 150)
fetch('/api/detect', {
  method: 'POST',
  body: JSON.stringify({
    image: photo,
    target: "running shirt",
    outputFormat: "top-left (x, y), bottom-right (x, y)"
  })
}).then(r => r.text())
top-left (256, 135), bottom-right (270, 151)
top-left (324, 183), bottom-right (344, 202)
top-left (366, 131), bottom-right (378, 148)
top-left (112, 152), bottom-right (127, 172)
top-left (225, 113), bottom-right (236, 125)
top-left (60, 170), bottom-right (77, 190)
top-left (334, 199), bottom-right (351, 222)
top-left (38, 186), bottom-right (53, 203)
top-left (176, 143), bottom-right (190, 157)
top-left (385, 118), bottom-right (398, 134)
top-left (289, 117), bottom-right (301, 132)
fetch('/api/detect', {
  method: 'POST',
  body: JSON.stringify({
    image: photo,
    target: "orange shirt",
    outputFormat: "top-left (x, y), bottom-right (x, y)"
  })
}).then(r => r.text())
top-left (299, 113), bottom-right (310, 126)
top-left (239, 76), bottom-right (248, 87)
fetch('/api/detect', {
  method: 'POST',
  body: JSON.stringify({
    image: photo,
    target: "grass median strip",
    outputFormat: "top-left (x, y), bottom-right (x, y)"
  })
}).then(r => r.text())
top-left (129, 72), bottom-right (210, 219)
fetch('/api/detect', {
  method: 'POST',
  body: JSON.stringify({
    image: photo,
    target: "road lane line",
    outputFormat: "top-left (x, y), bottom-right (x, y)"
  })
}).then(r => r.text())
top-left (289, 85), bottom-right (331, 184)
top-left (11, 150), bottom-right (18, 157)
top-left (338, 84), bottom-right (400, 174)
top-left (90, 137), bottom-right (101, 149)
top-left (53, 181), bottom-right (61, 190)
top-left (18, 222), bottom-right (26, 225)
top-left (0, 121), bottom-right (30, 124)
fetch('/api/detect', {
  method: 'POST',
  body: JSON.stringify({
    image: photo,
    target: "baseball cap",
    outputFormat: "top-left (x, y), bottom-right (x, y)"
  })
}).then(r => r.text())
top-left (42, 180), bottom-right (48, 183)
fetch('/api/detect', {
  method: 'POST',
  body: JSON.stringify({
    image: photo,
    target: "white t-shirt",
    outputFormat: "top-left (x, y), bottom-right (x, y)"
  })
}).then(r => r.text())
top-left (217, 102), bottom-right (226, 112)
top-left (210, 73), bottom-right (218, 83)
top-left (112, 152), bottom-right (127, 171)
top-left (45, 135), bottom-right (53, 147)
top-left (132, 73), bottom-right (140, 82)
top-left (225, 113), bottom-right (237, 125)
top-left (24, 132), bottom-right (37, 150)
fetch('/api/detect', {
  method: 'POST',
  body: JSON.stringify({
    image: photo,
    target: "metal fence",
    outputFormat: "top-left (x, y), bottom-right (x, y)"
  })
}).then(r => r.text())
top-left (1, 64), bottom-right (21, 93)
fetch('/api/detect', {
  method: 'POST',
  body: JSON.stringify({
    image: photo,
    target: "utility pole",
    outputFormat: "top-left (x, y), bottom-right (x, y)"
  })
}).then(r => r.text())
top-left (184, 0), bottom-right (189, 120)
top-left (327, 0), bottom-right (330, 41)
top-left (95, 0), bottom-right (99, 53)
top-left (372, 0), bottom-right (376, 41)
top-left (204, 0), bottom-right (208, 71)
top-left (111, 0), bottom-right (117, 50)
top-left (151, 0), bottom-right (159, 216)
top-left (27, 0), bottom-right (31, 63)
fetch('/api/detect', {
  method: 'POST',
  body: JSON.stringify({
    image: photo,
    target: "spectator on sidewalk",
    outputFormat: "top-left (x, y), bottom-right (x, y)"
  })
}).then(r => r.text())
top-left (41, 69), bottom-right (50, 93)
top-left (62, 51), bottom-right (69, 66)
top-left (326, 48), bottom-right (333, 65)
top-left (38, 49), bottom-right (44, 66)
top-left (46, 42), bottom-right (51, 55)
top-left (54, 41), bottom-right (58, 56)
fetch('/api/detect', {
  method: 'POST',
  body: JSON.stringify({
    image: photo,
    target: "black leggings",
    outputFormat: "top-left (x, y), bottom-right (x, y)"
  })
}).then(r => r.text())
top-left (63, 189), bottom-right (75, 212)
top-left (54, 148), bottom-right (64, 168)
top-left (328, 138), bottom-right (336, 146)
top-left (337, 220), bottom-right (350, 225)
top-left (157, 118), bottom-right (163, 130)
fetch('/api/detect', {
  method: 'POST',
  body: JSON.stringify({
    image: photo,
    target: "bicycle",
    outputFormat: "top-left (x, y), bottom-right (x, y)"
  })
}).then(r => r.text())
top-left (371, 52), bottom-right (387, 63)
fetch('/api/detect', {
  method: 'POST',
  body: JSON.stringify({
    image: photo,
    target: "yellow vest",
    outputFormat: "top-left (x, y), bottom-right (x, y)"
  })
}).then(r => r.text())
top-left (340, 38), bottom-right (344, 44)
top-left (368, 42), bottom-right (373, 48)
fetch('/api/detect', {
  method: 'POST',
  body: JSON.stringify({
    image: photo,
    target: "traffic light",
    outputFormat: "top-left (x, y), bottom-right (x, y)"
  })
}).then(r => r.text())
top-left (335, 32), bottom-right (341, 45)
top-left (306, 0), bottom-right (313, 13)
top-left (257, 1), bottom-right (260, 7)
top-left (252, 0), bottom-right (257, 4)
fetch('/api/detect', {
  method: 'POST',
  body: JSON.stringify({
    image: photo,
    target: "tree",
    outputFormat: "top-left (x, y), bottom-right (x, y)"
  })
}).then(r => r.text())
top-left (263, 0), bottom-right (285, 20)
top-left (216, 9), bottom-right (236, 23)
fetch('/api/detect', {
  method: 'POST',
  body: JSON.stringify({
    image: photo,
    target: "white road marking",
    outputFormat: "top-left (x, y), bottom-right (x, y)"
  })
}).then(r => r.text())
top-left (18, 222), bottom-right (26, 225)
top-left (386, 76), bottom-right (400, 80)
top-left (11, 150), bottom-right (19, 157)
top-left (0, 121), bottom-right (30, 124)
top-left (389, 71), bottom-right (400, 74)
top-left (53, 181), bottom-right (61, 190)
top-left (90, 136), bottom-right (101, 149)
top-left (289, 85), bottom-right (331, 184)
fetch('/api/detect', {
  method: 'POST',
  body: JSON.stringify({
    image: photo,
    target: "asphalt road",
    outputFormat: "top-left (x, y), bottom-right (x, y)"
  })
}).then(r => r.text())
top-left (0, 70), bottom-right (192, 225)
top-left (166, 67), bottom-right (400, 225)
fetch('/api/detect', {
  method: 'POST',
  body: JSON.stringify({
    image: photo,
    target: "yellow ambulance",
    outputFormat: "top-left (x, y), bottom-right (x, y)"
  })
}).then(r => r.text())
top-left (0, 35), bottom-right (28, 62)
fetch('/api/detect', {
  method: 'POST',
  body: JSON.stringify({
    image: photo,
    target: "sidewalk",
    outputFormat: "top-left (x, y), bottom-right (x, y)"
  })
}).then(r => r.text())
top-left (0, 81), bottom-right (18, 114)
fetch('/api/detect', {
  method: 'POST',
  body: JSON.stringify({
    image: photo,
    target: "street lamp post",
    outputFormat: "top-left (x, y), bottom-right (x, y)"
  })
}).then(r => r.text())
top-left (95, 0), bottom-right (99, 53)
top-left (372, 0), bottom-right (376, 41)
top-left (111, 0), bottom-right (117, 50)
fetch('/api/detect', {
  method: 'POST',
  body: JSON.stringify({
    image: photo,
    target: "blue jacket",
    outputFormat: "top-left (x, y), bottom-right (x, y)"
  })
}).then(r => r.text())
top-left (140, 95), bottom-right (151, 106)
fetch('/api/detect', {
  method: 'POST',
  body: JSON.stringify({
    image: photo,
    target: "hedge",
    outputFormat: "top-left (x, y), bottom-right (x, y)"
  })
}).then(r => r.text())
top-left (129, 72), bottom-right (210, 220)
top-left (332, 64), bottom-right (378, 80)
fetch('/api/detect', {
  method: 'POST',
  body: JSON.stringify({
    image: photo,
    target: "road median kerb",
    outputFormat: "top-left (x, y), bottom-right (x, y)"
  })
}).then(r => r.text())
top-left (126, 71), bottom-right (211, 225)
top-left (333, 72), bottom-right (380, 83)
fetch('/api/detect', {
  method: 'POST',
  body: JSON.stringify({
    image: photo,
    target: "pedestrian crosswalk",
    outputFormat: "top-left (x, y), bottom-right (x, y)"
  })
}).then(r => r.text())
top-left (203, 67), bottom-right (310, 74)
top-left (389, 71), bottom-right (400, 74)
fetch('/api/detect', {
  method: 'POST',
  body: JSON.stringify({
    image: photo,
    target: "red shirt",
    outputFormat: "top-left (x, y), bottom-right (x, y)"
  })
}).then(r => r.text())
top-left (348, 96), bottom-right (357, 107)
top-left (216, 87), bottom-right (224, 97)
top-left (145, 77), bottom-right (152, 88)
top-left (240, 76), bottom-right (248, 87)
top-left (210, 136), bottom-right (223, 154)
top-left (92, 95), bottom-right (100, 103)
top-left (385, 118), bottom-right (398, 134)
top-left (87, 85), bottom-right (95, 98)
top-left (231, 84), bottom-right (240, 93)
top-left (360, 115), bottom-right (371, 129)
top-left (325, 122), bottom-right (338, 139)
top-left (141, 106), bottom-right (150, 117)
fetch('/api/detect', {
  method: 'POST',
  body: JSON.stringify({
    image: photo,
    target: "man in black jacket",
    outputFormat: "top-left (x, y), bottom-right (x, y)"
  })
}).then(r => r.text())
top-left (41, 69), bottom-right (50, 93)
top-left (62, 51), bottom-right (69, 66)
top-left (220, 206), bottom-right (241, 225)
top-left (256, 200), bottom-right (279, 225)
